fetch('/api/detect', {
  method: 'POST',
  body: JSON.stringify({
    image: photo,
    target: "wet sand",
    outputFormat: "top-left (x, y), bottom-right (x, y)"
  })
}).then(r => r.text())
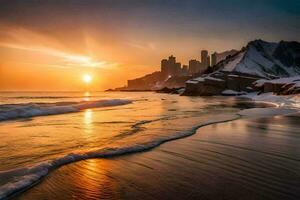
top-left (16, 114), bottom-right (300, 200)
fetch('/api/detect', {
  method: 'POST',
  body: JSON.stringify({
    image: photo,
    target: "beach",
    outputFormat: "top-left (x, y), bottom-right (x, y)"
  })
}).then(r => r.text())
top-left (16, 113), bottom-right (300, 200)
top-left (2, 1), bottom-right (300, 199)
top-left (0, 92), bottom-right (299, 199)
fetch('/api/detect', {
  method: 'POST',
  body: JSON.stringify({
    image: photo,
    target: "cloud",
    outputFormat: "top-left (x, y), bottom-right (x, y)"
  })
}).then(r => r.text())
top-left (126, 41), bottom-right (157, 51)
top-left (0, 26), bottom-right (119, 70)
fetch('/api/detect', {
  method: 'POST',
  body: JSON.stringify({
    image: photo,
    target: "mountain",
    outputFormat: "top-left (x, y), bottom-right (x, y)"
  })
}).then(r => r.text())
top-left (183, 39), bottom-right (300, 96)
top-left (217, 39), bottom-right (300, 78)
top-left (214, 49), bottom-right (238, 65)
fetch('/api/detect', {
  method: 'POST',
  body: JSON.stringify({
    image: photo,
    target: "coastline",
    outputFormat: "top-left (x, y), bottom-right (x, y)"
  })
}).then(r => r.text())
top-left (242, 92), bottom-right (300, 108)
top-left (1, 115), bottom-right (241, 200)
top-left (1, 93), bottom-right (299, 199)
top-left (5, 95), bottom-right (298, 199)
top-left (0, 91), bottom-right (298, 198)
top-left (16, 112), bottom-right (300, 200)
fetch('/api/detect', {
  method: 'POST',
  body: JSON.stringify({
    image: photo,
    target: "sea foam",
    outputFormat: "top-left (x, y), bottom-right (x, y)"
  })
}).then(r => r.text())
top-left (0, 115), bottom-right (239, 199)
top-left (0, 99), bottom-right (132, 122)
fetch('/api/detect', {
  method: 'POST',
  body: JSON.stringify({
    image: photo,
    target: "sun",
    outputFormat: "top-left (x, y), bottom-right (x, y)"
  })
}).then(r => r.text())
top-left (83, 74), bottom-right (92, 84)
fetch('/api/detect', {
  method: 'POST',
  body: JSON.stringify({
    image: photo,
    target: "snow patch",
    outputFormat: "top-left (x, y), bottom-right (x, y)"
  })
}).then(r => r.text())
top-left (255, 76), bottom-right (300, 86)
top-left (243, 92), bottom-right (300, 108)
top-left (239, 107), bottom-right (298, 117)
top-left (222, 51), bottom-right (245, 72)
top-left (222, 90), bottom-right (246, 96)
top-left (205, 76), bottom-right (224, 82)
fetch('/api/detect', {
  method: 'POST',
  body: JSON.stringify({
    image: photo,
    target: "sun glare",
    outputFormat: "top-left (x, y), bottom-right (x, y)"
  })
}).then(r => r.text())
top-left (83, 74), bottom-right (92, 84)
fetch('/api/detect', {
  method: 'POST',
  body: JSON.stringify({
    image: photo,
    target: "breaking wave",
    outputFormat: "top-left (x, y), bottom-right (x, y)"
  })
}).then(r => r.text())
top-left (0, 115), bottom-right (239, 199)
top-left (0, 99), bottom-right (132, 122)
top-left (5, 95), bottom-right (105, 99)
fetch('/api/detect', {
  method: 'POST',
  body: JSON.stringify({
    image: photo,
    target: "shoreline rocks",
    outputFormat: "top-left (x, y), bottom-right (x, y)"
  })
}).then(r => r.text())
top-left (254, 77), bottom-right (300, 95)
top-left (182, 71), bottom-right (260, 96)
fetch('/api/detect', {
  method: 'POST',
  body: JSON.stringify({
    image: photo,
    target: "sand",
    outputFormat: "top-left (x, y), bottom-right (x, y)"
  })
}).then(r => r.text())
top-left (16, 114), bottom-right (300, 200)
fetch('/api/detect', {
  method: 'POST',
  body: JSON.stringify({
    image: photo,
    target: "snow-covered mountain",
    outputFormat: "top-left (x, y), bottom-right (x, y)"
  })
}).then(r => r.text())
top-left (214, 49), bottom-right (238, 65)
top-left (217, 40), bottom-right (300, 78)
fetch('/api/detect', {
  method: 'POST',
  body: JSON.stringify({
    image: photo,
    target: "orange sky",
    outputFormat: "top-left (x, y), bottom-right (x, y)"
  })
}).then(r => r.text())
top-left (0, 25), bottom-right (245, 91)
top-left (1, 0), bottom-right (299, 91)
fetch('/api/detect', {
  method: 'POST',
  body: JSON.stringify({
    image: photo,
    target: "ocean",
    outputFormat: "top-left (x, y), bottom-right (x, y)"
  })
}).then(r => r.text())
top-left (0, 92), bottom-right (299, 199)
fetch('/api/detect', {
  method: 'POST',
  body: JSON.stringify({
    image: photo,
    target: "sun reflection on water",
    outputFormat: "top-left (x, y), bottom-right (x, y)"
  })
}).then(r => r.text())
top-left (83, 91), bottom-right (91, 101)
top-left (84, 109), bottom-right (93, 135)
top-left (72, 159), bottom-right (118, 199)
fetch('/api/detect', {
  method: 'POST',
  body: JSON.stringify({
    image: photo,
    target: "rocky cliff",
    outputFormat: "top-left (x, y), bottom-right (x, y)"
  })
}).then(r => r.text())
top-left (254, 76), bottom-right (300, 95)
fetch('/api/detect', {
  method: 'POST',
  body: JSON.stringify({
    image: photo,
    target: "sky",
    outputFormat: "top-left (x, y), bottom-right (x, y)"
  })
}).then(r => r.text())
top-left (0, 0), bottom-right (299, 91)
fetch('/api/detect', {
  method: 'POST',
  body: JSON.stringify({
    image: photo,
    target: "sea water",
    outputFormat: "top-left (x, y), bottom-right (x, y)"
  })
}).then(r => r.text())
top-left (0, 91), bottom-right (270, 198)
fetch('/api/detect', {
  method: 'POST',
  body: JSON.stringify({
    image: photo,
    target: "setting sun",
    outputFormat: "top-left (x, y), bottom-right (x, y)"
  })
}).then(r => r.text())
top-left (83, 74), bottom-right (92, 84)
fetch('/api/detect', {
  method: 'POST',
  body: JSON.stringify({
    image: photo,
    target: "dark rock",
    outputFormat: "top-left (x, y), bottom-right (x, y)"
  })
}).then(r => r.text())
top-left (164, 76), bottom-right (192, 88)
top-left (156, 87), bottom-right (184, 94)
top-left (183, 77), bottom-right (226, 96)
top-left (255, 79), bottom-right (300, 95)
top-left (183, 72), bottom-right (260, 96)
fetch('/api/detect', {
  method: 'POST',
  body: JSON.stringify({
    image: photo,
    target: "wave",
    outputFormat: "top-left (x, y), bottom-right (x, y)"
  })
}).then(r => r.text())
top-left (0, 99), bottom-right (132, 122)
top-left (113, 116), bottom-right (173, 139)
top-left (5, 95), bottom-right (105, 99)
top-left (238, 107), bottom-right (298, 117)
top-left (0, 115), bottom-right (239, 199)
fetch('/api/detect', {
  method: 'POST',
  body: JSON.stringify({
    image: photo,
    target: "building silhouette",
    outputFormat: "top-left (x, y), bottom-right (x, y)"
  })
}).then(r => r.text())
top-left (207, 56), bottom-right (211, 67)
top-left (211, 52), bottom-right (217, 66)
top-left (201, 50), bottom-right (209, 68)
top-left (161, 50), bottom-right (214, 77)
top-left (127, 50), bottom-right (220, 90)
top-left (182, 65), bottom-right (188, 75)
top-left (161, 55), bottom-right (182, 78)
top-left (161, 59), bottom-right (169, 74)
top-left (188, 59), bottom-right (201, 74)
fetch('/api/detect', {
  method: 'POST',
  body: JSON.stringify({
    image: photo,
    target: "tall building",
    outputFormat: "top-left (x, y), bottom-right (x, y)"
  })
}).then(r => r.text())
top-left (161, 59), bottom-right (169, 74)
top-left (211, 52), bottom-right (217, 66)
top-left (207, 56), bottom-right (210, 67)
top-left (188, 59), bottom-right (201, 74)
top-left (182, 65), bottom-right (188, 75)
top-left (174, 62), bottom-right (181, 75)
top-left (201, 50), bottom-right (208, 68)
top-left (160, 55), bottom-right (181, 78)
top-left (169, 55), bottom-right (176, 65)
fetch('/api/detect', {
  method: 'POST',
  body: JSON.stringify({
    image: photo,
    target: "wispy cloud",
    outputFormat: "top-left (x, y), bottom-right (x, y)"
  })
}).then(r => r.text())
top-left (0, 42), bottom-right (119, 69)
top-left (0, 26), bottom-right (119, 69)
top-left (126, 41), bottom-right (157, 51)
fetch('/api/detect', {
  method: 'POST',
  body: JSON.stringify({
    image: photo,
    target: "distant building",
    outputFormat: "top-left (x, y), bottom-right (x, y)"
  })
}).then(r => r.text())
top-left (161, 59), bottom-right (169, 74)
top-left (188, 59), bottom-right (201, 74)
top-left (169, 55), bottom-right (176, 65)
top-left (201, 50), bottom-right (209, 68)
top-left (174, 62), bottom-right (181, 75)
top-left (161, 55), bottom-right (182, 78)
top-left (207, 56), bottom-right (211, 67)
top-left (211, 52), bottom-right (217, 66)
top-left (161, 51), bottom-right (213, 77)
top-left (182, 65), bottom-right (188, 75)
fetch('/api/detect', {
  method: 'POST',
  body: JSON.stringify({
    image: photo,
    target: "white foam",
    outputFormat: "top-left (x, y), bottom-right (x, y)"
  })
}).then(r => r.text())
top-left (0, 115), bottom-right (239, 199)
top-left (222, 90), bottom-right (246, 96)
top-left (238, 107), bottom-right (298, 118)
top-left (243, 92), bottom-right (300, 108)
top-left (0, 99), bottom-right (132, 121)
